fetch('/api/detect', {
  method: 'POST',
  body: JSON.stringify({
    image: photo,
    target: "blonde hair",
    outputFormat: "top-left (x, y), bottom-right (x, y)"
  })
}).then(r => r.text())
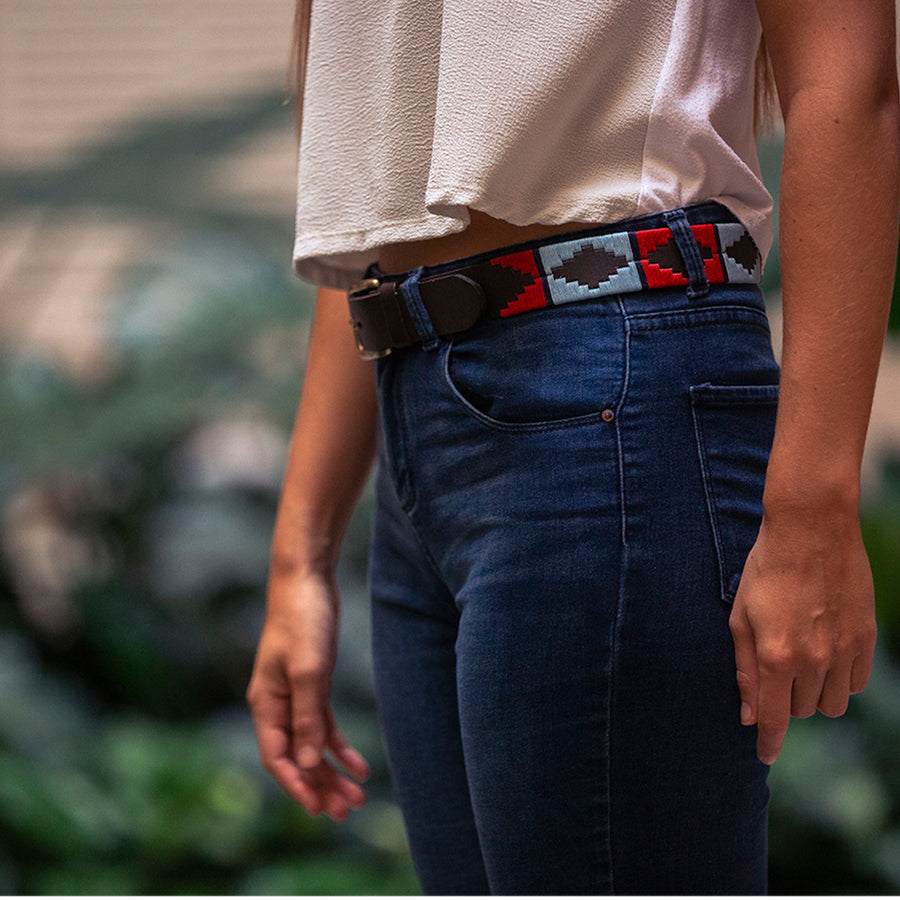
top-left (289, 0), bottom-right (313, 134)
top-left (754, 34), bottom-right (780, 136)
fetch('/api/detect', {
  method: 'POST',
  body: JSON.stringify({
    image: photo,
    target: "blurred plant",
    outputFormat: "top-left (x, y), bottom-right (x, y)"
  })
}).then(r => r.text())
top-left (0, 632), bottom-right (415, 894)
top-left (765, 464), bottom-right (900, 894)
top-left (0, 222), bottom-right (413, 892)
top-left (767, 645), bottom-right (900, 893)
top-left (862, 461), bottom-right (900, 652)
top-left (0, 97), bottom-right (415, 894)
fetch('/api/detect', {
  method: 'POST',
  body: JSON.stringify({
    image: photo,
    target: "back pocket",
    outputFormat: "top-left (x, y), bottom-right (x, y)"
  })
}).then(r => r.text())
top-left (690, 383), bottom-right (779, 604)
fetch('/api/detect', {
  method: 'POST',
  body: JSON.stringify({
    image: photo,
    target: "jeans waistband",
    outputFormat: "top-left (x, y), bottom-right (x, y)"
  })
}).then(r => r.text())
top-left (348, 201), bottom-right (762, 359)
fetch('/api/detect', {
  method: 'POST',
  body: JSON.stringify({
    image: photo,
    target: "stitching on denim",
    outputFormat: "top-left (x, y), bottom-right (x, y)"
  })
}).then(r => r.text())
top-left (401, 267), bottom-right (440, 350)
top-left (603, 296), bottom-right (632, 894)
top-left (373, 373), bottom-right (452, 595)
top-left (371, 475), bottom-right (457, 626)
top-left (690, 384), bottom-right (779, 607)
top-left (615, 296), bottom-right (632, 551)
top-left (689, 388), bottom-right (728, 602)
top-left (690, 384), bottom-right (779, 407)
top-left (375, 360), bottom-right (412, 513)
top-left (440, 339), bottom-right (624, 434)
top-left (625, 306), bottom-right (770, 332)
top-left (404, 505), bottom-right (454, 599)
top-left (395, 366), bottom-right (418, 513)
top-left (631, 319), bottom-right (771, 335)
top-left (626, 302), bottom-right (766, 320)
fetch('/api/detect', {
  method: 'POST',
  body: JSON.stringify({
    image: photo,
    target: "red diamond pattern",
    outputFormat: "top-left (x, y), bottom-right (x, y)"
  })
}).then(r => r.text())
top-left (492, 250), bottom-right (550, 317)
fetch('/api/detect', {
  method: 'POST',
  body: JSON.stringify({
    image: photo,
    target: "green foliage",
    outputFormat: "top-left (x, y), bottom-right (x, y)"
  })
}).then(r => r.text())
top-left (0, 241), bottom-right (416, 890)
top-left (768, 648), bottom-right (900, 893)
top-left (0, 633), bottom-right (417, 894)
top-left (862, 463), bottom-right (900, 651)
top-left (0, 97), bottom-right (417, 894)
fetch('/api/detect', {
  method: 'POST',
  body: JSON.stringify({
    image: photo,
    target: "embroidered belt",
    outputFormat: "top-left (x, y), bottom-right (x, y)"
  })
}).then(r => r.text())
top-left (348, 208), bottom-right (762, 360)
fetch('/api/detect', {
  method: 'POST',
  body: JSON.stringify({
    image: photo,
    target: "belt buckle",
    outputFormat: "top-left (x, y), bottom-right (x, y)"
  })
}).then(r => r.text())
top-left (348, 278), bottom-right (392, 361)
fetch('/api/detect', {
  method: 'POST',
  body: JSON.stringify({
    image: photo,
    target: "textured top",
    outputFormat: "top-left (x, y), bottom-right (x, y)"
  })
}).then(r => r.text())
top-left (293, 0), bottom-right (772, 289)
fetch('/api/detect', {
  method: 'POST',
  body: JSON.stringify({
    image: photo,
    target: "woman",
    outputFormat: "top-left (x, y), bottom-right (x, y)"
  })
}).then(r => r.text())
top-left (247, 0), bottom-right (900, 892)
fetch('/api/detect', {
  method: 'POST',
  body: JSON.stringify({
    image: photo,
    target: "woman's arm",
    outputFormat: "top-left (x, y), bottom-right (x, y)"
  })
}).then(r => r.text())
top-left (735, 0), bottom-right (900, 765)
top-left (247, 286), bottom-right (378, 818)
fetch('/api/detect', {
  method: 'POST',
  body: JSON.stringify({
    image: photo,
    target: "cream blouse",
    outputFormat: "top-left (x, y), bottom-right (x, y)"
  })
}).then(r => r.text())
top-left (293, 0), bottom-right (772, 289)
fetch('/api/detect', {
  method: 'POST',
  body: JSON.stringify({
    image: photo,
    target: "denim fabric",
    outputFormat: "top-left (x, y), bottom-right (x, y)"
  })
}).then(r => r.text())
top-left (368, 226), bottom-right (778, 894)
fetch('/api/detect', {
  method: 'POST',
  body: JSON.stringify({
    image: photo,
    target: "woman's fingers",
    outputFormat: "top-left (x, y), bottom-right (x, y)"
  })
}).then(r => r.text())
top-left (816, 660), bottom-right (853, 718)
top-left (284, 678), bottom-right (369, 817)
top-left (730, 603), bottom-right (759, 727)
top-left (731, 603), bottom-right (791, 764)
top-left (327, 721), bottom-right (371, 783)
top-left (256, 723), bottom-right (367, 819)
top-left (248, 657), bottom-right (367, 818)
top-left (850, 646), bottom-right (875, 694)
top-left (790, 667), bottom-right (826, 719)
top-left (727, 516), bottom-right (879, 766)
top-left (753, 653), bottom-right (793, 766)
top-left (290, 666), bottom-right (330, 770)
top-left (248, 692), bottom-right (327, 813)
top-left (248, 679), bottom-right (302, 790)
top-left (296, 760), bottom-right (367, 820)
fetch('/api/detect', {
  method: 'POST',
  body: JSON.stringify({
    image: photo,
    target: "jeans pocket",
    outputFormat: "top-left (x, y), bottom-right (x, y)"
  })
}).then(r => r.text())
top-left (690, 382), bottom-right (779, 604)
top-left (442, 304), bottom-right (625, 431)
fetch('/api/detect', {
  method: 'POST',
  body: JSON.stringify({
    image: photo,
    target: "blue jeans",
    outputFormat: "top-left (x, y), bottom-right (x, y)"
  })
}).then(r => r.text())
top-left (368, 211), bottom-right (777, 894)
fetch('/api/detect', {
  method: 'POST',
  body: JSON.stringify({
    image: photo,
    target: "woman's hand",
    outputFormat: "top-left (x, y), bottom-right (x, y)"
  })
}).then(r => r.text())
top-left (246, 286), bottom-right (377, 818)
top-left (730, 499), bottom-right (877, 765)
top-left (247, 572), bottom-right (370, 819)
top-left (745, 0), bottom-right (898, 765)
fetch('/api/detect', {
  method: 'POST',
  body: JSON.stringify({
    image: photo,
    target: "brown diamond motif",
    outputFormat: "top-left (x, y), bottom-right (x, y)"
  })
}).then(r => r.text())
top-left (551, 243), bottom-right (629, 289)
top-left (647, 238), bottom-right (687, 277)
top-left (724, 232), bottom-right (760, 275)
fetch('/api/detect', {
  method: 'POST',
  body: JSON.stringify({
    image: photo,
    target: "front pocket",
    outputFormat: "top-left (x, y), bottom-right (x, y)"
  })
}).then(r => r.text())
top-left (690, 383), bottom-right (779, 604)
top-left (442, 304), bottom-right (626, 431)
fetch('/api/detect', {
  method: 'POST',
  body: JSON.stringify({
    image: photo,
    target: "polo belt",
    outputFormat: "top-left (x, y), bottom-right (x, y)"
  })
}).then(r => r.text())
top-left (348, 216), bottom-right (761, 360)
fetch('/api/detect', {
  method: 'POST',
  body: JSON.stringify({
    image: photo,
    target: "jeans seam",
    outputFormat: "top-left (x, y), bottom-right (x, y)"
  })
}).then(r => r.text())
top-left (394, 374), bottom-right (418, 512)
top-left (626, 308), bottom-right (770, 332)
top-left (604, 298), bottom-right (632, 893)
top-left (616, 299), bottom-right (631, 549)
top-left (404, 507), bottom-right (453, 600)
top-left (374, 465), bottom-right (453, 611)
top-left (689, 393), bottom-right (728, 602)
top-left (376, 360), bottom-right (415, 513)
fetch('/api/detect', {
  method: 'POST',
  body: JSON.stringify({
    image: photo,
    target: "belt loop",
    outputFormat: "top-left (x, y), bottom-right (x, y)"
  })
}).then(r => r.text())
top-left (664, 208), bottom-right (709, 299)
top-left (399, 267), bottom-right (440, 351)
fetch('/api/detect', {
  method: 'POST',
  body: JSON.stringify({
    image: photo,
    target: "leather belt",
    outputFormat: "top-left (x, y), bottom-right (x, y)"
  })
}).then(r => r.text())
top-left (348, 208), bottom-right (761, 359)
top-left (348, 275), bottom-right (489, 360)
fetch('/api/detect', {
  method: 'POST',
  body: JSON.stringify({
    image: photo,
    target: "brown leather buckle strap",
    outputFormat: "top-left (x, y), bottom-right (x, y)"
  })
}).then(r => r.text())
top-left (349, 274), bottom-right (487, 360)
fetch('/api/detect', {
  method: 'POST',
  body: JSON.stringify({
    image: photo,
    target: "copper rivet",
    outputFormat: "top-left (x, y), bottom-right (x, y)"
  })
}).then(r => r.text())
top-left (601, 409), bottom-right (615, 423)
